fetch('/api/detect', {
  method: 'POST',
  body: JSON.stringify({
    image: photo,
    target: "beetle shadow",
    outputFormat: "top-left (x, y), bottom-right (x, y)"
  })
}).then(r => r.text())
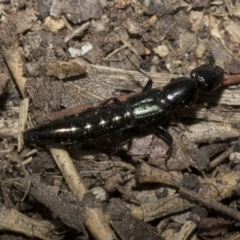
top-left (60, 73), bottom-right (87, 82)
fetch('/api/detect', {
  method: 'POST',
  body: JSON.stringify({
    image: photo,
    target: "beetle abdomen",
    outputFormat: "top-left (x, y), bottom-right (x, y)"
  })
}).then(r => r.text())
top-left (24, 104), bottom-right (135, 145)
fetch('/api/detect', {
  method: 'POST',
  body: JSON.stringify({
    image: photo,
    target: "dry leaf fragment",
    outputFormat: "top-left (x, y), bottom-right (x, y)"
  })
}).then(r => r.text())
top-left (223, 19), bottom-right (240, 43)
top-left (209, 15), bottom-right (224, 43)
top-left (50, 0), bottom-right (103, 24)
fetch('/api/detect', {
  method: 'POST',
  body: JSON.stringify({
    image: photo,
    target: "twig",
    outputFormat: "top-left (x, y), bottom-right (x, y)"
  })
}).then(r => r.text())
top-left (49, 64), bottom-right (240, 121)
top-left (208, 146), bottom-right (235, 170)
top-left (179, 186), bottom-right (240, 222)
top-left (175, 220), bottom-right (197, 240)
top-left (0, 21), bottom-right (27, 97)
top-left (137, 162), bottom-right (183, 187)
top-left (132, 163), bottom-right (240, 222)
top-left (49, 146), bottom-right (116, 240)
top-left (0, 204), bottom-right (58, 240)
top-left (49, 64), bottom-right (180, 120)
top-left (17, 98), bottom-right (29, 152)
top-left (223, 73), bottom-right (240, 86)
top-left (64, 22), bottom-right (90, 43)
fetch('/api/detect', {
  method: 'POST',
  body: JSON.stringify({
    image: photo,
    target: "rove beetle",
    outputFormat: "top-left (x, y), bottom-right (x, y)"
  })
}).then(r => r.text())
top-left (23, 58), bottom-right (224, 157)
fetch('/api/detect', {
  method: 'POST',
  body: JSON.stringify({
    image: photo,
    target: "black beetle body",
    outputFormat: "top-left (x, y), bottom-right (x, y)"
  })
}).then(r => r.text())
top-left (23, 62), bottom-right (224, 147)
top-left (190, 64), bottom-right (224, 93)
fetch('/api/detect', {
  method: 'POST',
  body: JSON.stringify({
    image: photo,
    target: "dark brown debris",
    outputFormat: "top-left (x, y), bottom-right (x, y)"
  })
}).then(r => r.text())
top-left (108, 199), bottom-right (159, 240)
top-left (50, 0), bottom-right (102, 24)
top-left (1, 0), bottom-right (240, 240)
top-left (13, 174), bottom-right (87, 232)
top-left (189, 143), bottom-right (229, 170)
top-left (198, 217), bottom-right (232, 238)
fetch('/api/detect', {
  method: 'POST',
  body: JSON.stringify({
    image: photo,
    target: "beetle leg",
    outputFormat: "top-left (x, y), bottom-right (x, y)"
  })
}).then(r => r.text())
top-left (126, 55), bottom-right (153, 92)
top-left (142, 78), bottom-right (153, 92)
top-left (156, 126), bottom-right (173, 156)
top-left (155, 126), bottom-right (173, 169)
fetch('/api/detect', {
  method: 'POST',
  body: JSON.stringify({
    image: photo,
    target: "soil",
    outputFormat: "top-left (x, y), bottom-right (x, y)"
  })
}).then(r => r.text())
top-left (0, 1), bottom-right (240, 240)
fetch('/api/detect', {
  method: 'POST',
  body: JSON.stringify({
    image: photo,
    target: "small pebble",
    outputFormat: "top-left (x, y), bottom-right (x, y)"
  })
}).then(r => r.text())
top-left (68, 42), bottom-right (93, 57)
top-left (125, 19), bottom-right (141, 35)
top-left (153, 45), bottom-right (169, 58)
top-left (44, 16), bottom-right (65, 34)
top-left (195, 43), bottom-right (206, 58)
